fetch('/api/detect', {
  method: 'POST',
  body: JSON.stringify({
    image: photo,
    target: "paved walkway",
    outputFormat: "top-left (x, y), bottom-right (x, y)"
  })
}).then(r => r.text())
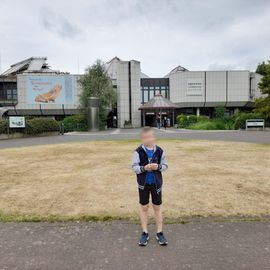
top-left (0, 221), bottom-right (269, 270)
top-left (0, 128), bottom-right (269, 148)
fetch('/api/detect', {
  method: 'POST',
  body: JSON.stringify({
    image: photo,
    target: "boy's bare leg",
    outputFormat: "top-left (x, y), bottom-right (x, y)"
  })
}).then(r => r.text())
top-left (139, 204), bottom-right (149, 233)
top-left (152, 204), bottom-right (163, 233)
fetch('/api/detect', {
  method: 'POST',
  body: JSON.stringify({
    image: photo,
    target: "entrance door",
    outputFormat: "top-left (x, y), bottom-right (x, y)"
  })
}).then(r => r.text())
top-left (145, 114), bottom-right (156, 127)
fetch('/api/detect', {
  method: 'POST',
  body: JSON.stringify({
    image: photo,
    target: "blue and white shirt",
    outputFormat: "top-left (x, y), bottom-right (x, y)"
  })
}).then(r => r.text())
top-left (145, 147), bottom-right (155, 184)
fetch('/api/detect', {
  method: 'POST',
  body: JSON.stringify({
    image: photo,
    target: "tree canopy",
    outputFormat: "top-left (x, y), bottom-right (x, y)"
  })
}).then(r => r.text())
top-left (79, 60), bottom-right (117, 128)
top-left (256, 61), bottom-right (269, 76)
top-left (254, 59), bottom-right (270, 119)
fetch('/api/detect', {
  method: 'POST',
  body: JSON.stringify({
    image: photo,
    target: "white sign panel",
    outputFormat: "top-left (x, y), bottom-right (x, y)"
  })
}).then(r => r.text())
top-left (246, 121), bottom-right (264, 127)
top-left (9, 116), bottom-right (26, 128)
top-left (186, 79), bottom-right (203, 96)
top-left (246, 119), bottom-right (265, 130)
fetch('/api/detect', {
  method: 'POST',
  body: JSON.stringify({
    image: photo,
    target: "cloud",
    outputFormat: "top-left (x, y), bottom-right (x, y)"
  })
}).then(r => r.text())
top-left (0, 0), bottom-right (270, 75)
top-left (40, 7), bottom-right (81, 39)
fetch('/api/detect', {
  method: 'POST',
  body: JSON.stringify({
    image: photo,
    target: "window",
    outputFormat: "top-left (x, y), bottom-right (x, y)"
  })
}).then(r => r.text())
top-left (7, 89), bottom-right (12, 100)
top-left (13, 89), bottom-right (17, 99)
top-left (143, 91), bottom-right (148, 103)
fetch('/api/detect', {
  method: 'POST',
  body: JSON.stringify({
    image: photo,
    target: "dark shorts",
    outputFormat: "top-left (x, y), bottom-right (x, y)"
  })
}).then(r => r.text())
top-left (139, 184), bottom-right (162, 205)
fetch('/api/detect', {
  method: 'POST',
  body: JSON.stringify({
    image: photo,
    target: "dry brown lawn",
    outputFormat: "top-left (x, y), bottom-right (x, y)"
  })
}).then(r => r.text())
top-left (0, 140), bottom-right (270, 220)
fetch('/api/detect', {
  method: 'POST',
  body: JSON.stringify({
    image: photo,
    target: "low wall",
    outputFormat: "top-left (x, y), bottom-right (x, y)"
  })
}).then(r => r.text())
top-left (0, 131), bottom-right (60, 140)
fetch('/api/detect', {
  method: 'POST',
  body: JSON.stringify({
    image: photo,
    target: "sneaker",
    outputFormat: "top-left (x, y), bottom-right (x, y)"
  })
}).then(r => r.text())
top-left (138, 232), bottom-right (149, 246)
top-left (156, 232), bottom-right (168, 245)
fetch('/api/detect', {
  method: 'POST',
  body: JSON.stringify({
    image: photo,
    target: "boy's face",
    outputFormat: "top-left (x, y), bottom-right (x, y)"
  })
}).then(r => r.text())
top-left (141, 130), bottom-right (156, 147)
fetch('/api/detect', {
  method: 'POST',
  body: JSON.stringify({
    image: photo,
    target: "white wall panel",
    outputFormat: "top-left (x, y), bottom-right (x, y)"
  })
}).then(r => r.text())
top-left (206, 71), bottom-right (226, 102)
top-left (169, 71), bottom-right (205, 104)
top-left (227, 71), bottom-right (250, 102)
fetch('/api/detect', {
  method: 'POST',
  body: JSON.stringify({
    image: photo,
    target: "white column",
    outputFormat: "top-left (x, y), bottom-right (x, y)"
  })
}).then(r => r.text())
top-left (196, 108), bottom-right (200, 116)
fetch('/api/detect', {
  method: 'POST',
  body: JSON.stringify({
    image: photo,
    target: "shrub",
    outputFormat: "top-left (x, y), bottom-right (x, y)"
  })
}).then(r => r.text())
top-left (197, 115), bottom-right (209, 122)
top-left (177, 114), bottom-right (209, 128)
top-left (214, 105), bottom-right (226, 119)
top-left (233, 112), bottom-right (263, 130)
top-left (176, 114), bottom-right (234, 130)
top-left (223, 116), bottom-right (235, 130)
top-left (26, 118), bottom-right (60, 135)
top-left (189, 120), bottom-right (227, 130)
top-left (188, 115), bottom-right (197, 125)
top-left (62, 115), bottom-right (88, 132)
top-left (0, 119), bottom-right (7, 134)
top-left (176, 114), bottom-right (188, 128)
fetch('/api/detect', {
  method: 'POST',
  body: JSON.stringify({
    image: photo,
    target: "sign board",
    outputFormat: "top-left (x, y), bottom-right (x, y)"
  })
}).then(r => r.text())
top-left (9, 116), bottom-right (26, 128)
top-left (186, 79), bottom-right (203, 96)
top-left (26, 75), bottom-right (74, 105)
top-left (246, 119), bottom-right (265, 130)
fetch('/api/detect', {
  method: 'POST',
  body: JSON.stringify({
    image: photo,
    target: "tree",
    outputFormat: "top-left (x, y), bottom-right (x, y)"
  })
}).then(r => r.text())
top-left (79, 60), bottom-right (117, 128)
top-left (254, 59), bottom-right (270, 119)
top-left (256, 61), bottom-right (268, 76)
top-left (254, 98), bottom-right (270, 119)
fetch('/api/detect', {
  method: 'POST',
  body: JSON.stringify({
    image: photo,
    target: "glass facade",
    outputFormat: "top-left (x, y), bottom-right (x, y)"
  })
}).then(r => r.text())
top-left (0, 81), bottom-right (17, 104)
top-left (140, 78), bottom-right (169, 103)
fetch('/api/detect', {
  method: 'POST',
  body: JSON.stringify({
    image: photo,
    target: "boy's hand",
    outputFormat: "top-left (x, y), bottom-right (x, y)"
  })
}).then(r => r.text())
top-left (144, 164), bottom-right (152, 171)
top-left (150, 163), bottom-right (159, 170)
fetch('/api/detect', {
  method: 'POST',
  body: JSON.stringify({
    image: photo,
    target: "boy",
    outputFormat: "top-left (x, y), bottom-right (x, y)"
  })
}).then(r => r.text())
top-left (131, 127), bottom-right (168, 246)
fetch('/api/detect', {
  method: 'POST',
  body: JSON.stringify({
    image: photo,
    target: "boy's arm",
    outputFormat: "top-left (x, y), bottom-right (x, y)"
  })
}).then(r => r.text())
top-left (158, 151), bottom-right (168, 172)
top-left (131, 151), bottom-right (145, 174)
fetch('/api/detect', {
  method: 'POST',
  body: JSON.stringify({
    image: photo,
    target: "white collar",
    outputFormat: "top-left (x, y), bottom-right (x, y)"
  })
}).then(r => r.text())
top-left (142, 144), bottom-right (156, 152)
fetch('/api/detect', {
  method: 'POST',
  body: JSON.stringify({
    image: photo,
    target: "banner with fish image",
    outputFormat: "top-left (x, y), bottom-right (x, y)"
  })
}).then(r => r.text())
top-left (26, 75), bottom-right (74, 104)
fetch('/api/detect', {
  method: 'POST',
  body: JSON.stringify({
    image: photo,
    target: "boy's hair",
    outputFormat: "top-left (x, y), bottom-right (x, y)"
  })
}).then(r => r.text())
top-left (141, 126), bottom-right (154, 135)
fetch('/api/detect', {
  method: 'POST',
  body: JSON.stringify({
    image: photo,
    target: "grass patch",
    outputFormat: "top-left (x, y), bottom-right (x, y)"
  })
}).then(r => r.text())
top-left (0, 140), bottom-right (270, 221)
top-left (0, 212), bottom-right (133, 223)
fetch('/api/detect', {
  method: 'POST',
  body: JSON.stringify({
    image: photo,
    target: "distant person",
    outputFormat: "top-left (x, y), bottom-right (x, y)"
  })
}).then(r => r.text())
top-left (156, 115), bottom-right (161, 129)
top-left (163, 116), bottom-right (168, 130)
top-left (167, 117), bottom-right (170, 127)
top-left (131, 127), bottom-right (168, 246)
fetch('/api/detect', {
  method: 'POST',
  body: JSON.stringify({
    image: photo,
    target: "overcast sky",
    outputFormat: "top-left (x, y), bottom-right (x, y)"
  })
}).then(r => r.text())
top-left (0, 0), bottom-right (270, 77)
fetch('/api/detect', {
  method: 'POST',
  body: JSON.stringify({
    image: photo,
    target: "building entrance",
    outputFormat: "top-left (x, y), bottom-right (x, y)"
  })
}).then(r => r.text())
top-left (145, 113), bottom-right (156, 126)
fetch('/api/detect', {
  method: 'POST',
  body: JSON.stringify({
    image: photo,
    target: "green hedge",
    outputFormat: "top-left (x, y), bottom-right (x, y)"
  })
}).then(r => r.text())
top-left (177, 112), bottom-right (265, 130)
top-left (176, 115), bottom-right (188, 128)
top-left (62, 115), bottom-right (88, 132)
top-left (197, 115), bottom-right (209, 122)
top-left (0, 117), bottom-right (60, 135)
top-left (176, 114), bottom-right (209, 128)
top-left (0, 116), bottom-right (89, 135)
top-left (26, 118), bottom-right (60, 135)
top-left (189, 120), bottom-right (227, 130)
top-left (0, 119), bottom-right (7, 134)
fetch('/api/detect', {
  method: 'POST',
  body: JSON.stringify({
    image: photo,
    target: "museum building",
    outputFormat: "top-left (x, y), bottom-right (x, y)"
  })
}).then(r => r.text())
top-left (0, 57), bottom-right (262, 128)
